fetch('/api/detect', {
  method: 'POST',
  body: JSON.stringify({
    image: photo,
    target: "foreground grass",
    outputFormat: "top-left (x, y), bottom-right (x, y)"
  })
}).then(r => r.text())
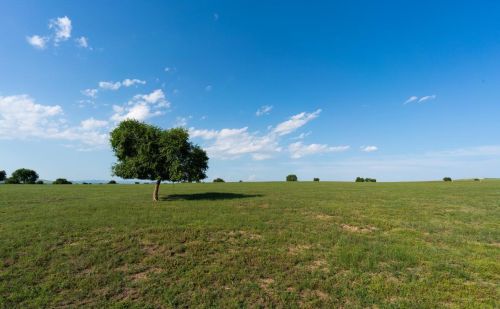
top-left (0, 181), bottom-right (499, 308)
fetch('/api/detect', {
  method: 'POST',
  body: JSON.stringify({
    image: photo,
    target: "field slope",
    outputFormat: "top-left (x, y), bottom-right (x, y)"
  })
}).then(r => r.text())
top-left (0, 181), bottom-right (499, 307)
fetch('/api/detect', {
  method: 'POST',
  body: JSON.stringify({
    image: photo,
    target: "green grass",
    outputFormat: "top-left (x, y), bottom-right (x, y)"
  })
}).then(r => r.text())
top-left (0, 181), bottom-right (499, 308)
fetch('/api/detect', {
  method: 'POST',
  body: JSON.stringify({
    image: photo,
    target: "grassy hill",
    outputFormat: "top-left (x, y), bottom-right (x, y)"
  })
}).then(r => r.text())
top-left (0, 181), bottom-right (498, 307)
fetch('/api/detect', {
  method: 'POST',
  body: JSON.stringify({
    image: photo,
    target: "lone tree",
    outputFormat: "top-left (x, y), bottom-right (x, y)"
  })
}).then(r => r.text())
top-left (0, 170), bottom-right (6, 182)
top-left (11, 168), bottom-right (39, 184)
top-left (443, 177), bottom-right (452, 182)
top-left (286, 174), bottom-right (298, 182)
top-left (110, 119), bottom-right (209, 201)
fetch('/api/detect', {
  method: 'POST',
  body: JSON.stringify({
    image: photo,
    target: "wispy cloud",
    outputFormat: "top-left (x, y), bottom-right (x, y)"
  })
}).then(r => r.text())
top-left (404, 96), bottom-right (418, 104)
top-left (81, 88), bottom-right (98, 98)
top-left (75, 36), bottom-right (90, 49)
top-left (361, 145), bottom-right (378, 152)
top-left (98, 78), bottom-right (146, 90)
top-left (256, 105), bottom-right (273, 116)
top-left (404, 95), bottom-right (437, 104)
top-left (289, 142), bottom-right (350, 159)
top-left (418, 95), bottom-right (437, 103)
top-left (272, 109), bottom-right (321, 136)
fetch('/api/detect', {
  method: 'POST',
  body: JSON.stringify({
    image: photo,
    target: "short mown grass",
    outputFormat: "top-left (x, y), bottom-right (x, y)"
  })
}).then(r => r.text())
top-left (0, 181), bottom-right (499, 307)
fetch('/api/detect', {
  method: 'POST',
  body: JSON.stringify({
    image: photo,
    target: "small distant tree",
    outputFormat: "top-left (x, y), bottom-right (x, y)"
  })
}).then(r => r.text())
top-left (213, 178), bottom-right (225, 183)
top-left (110, 120), bottom-right (209, 201)
top-left (53, 178), bottom-right (72, 184)
top-left (11, 168), bottom-right (39, 184)
top-left (365, 178), bottom-right (377, 182)
top-left (355, 177), bottom-right (365, 182)
top-left (35, 180), bottom-right (44, 184)
top-left (108, 180), bottom-right (117, 184)
top-left (0, 170), bottom-right (6, 182)
top-left (313, 178), bottom-right (320, 182)
top-left (443, 177), bottom-right (452, 182)
top-left (474, 178), bottom-right (480, 181)
top-left (286, 174), bottom-right (298, 182)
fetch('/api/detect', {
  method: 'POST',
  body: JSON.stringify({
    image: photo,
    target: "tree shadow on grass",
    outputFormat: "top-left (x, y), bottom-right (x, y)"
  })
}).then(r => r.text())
top-left (161, 192), bottom-right (262, 201)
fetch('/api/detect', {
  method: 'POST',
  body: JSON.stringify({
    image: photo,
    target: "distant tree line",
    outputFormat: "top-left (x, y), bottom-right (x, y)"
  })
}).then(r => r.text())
top-left (355, 177), bottom-right (377, 182)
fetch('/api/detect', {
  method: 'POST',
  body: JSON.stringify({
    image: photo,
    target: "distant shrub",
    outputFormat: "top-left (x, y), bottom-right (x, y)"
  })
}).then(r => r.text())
top-left (365, 178), bottom-right (377, 182)
top-left (239, 180), bottom-right (243, 183)
top-left (4, 177), bottom-right (20, 184)
top-left (213, 178), bottom-right (225, 183)
top-left (313, 178), bottom-right (320, 182)
top-left (443, 177), bottom-right (452, 182)
top-left (35, 180), bottom-right (44, 184)
top-left (135, 182), bottom-right (140, 184)
top-left (286, 174), bottom-right (298, 182)
top-left (108, 180), bottom-right (117, 184)
top-left (474, 178), bottom-right (480, 181)
top-left (355, 177), bottom-right (365, 182)
top-left (53, 178), bottom-right (72, 184)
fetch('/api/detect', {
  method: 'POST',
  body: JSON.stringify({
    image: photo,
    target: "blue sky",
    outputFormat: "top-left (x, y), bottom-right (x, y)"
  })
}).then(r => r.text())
top-left (1, 1), bottom-right (499, 181)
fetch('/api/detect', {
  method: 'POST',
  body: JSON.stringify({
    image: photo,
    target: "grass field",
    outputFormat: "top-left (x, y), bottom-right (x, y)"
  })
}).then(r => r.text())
top-left (0, 181), bottom-right (499, 308)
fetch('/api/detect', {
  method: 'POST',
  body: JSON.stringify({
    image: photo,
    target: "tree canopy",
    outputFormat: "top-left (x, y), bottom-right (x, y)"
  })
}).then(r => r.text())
top-left (0, 170), bottom-right (6, 182)
top-left (110, 119), bottom-right (209, 201)
top-left (10, 168), bottom-right (39, 184)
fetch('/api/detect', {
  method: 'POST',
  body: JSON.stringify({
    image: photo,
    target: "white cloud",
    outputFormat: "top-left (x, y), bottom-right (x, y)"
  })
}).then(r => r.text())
top-left (98, 78), bottom-right (146, 90)
top-left (256, 105), bottom-right (273, 116)
top-left (361, 145), bottom-right (378, 152)
top-left (418, 95), bottom-right (437, 103)
top-left (26, 35), bottom-right (48, 49)
top-left (272, 109), bottom-right (321, 136)
top-left (404, 95), bottom-right (437, 104)
top-left (289, 142), bottom-right (350, 159)
top-left (49, 16), bottom-right (72, 43)
top-left (0, 94), bottom-right (108, 149)
top-left (81, 88), bottom-right (98, 98)
top-left (111, 89), bottom-right (169, 122)
top-left (189, 109), bottom-right (323, 160)
top-left (404, 96), bottom-right (418, 104)
top-left (189, 127), bottom-right (281, 160)
top-left (75, 36), bottom-right (89, 49)
top-left (99, 81), bottom-right (122, 90)
top-left (135, 89), bottom-right (165, 104)
top-left (122, 78), bottom-right (146, 87)
top-left (80, 118), bottom-right (108, 130)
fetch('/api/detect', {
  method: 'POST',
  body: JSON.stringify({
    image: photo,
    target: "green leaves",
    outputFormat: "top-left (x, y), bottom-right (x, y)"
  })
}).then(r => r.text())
top-left (110, 120), bottom-right (209, 183)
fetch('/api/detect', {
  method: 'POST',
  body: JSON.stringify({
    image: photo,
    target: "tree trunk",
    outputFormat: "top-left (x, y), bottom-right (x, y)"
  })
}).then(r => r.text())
top-left (153, 180), bottom-right (161, 202)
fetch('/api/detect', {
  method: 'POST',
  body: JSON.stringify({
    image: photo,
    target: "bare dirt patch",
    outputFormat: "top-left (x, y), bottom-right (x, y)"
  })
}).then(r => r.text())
top-left (307, 259), bottom-right (329, 273)
top-left (315, 214), bottom-right (335, 221)
top-left (301, 289), bottom-right (330, 301)
top-left (341, 224), bottom-right (377, 233)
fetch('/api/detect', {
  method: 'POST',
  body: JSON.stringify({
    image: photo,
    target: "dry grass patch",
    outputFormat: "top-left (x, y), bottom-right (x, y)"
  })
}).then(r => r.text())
top-left (288, 244), bottom-right (312, 255)
top-left (341, 224), bottom-right (378, 233)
